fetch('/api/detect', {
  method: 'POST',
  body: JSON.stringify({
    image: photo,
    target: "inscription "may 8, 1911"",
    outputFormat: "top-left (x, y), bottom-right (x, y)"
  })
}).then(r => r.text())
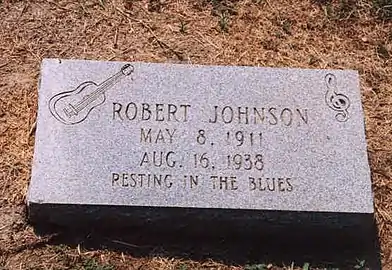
top-left (110, 101), bottom-right (306, 194)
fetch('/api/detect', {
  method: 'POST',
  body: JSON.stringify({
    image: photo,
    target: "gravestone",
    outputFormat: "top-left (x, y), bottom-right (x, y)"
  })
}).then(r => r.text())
top-left (28, 59), bottom-right (374, 237)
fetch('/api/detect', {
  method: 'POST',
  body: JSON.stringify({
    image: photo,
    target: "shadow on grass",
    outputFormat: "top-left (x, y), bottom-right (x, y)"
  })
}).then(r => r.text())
top-left (33, 211), bottom-right (382, 269)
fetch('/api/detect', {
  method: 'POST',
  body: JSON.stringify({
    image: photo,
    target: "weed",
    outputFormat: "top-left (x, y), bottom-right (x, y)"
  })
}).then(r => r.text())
top-left (275, 31), bottom-right (284, 38)
top-left (354, 259), bottom-right (366, 269)
top-left (323, 3), bottom-right (334, 18)
top-left (218, 11), bottom-right (230, 32)
top-left (177, 263), bottom-right (188, 270)
top-left (244, 264), bottom-right (267, 270)
top-left (179, 21), bottom-right (188, 34)
top-left (50, 244), bottom-right (69, 253)
top-left (208, 0), bottom-right (237, 32)
top-left (309, 55), bottom-right (320, 66)
top-left (373, 0), bottom-right (392, 20)
top-left (81, 258), bottom-right (115, 270)
top-left (376, 44), bottom-right (390, 59)
top-left (209, 0), bottom-right (238, 16)
top-left (148, 0), bottom-right (164, 12)
top-left (123, 0), bottom-right (133, 11)
top-left (322, 0), bottom-right (358, 21)
top-left (303, 262), bottom-right (310, 270)
top-left (321, 0), bottom-right (392, 21)
top-left (282, 19), bottom-right (292, 35)
top-left (98, 0), bottom-right (105, 8)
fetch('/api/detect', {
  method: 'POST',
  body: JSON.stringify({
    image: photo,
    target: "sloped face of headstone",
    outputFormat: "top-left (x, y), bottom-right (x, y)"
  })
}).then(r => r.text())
top-left (28, 59), bottom-right (373, 233)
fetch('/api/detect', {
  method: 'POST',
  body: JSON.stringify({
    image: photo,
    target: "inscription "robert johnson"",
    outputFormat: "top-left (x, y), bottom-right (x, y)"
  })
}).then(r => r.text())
top-left (112, 102), bottom-right (309, 126)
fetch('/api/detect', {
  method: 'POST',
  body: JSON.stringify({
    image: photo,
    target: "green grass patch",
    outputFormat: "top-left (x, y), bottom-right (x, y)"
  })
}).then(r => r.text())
top-left (373, 0), bottom-right (392, 20)
top-left (79, 258), bottom-right (115, 270)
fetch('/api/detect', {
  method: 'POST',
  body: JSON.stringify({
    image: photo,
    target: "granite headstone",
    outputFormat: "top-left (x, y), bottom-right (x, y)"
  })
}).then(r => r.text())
top-left (28, 59), bottom-right (374, 236)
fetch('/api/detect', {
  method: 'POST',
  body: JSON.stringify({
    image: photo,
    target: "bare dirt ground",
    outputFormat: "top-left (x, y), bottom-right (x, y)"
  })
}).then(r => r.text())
top-left (0, 0), bottom-right (391, 269)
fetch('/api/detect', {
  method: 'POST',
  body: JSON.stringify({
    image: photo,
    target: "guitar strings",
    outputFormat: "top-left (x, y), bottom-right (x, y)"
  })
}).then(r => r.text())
top-left (74, 72), bottom-right (122, 111)
top-left (74, 72), bottom-right (124, 112)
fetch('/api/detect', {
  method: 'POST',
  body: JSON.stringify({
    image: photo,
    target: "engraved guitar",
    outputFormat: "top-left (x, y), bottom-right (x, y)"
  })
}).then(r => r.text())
top-left (49, 64), bottom-right (134, 125)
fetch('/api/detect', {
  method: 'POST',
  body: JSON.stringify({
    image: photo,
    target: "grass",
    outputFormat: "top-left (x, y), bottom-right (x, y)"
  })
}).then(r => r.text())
top-left (218, 11), bottom-right (230, 32)
top-left (179, 20), bottom-right (188, 34)
top-left (80, 258), bottom-right (115, 270)
top-left (354, 259), bottom-right (367, 269)
top-left (373, 0), bottom-right (392, 20)
top-left (322, 0), bottom-right (360, 21)
top-left (244, 264), bottom-right (268, 270)
top-left (0, 0), bottom-right (391, 269)
top-left (319, 0), bottom-right (392, 21)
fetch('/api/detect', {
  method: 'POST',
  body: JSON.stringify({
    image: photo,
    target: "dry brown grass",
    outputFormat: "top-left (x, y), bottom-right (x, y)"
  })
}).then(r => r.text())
top-left (0, 0), bottom-right (391, 269)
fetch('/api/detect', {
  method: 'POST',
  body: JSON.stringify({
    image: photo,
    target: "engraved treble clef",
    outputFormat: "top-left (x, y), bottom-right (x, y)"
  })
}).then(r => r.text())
top-left (324, 73), bottom-right (350, 122)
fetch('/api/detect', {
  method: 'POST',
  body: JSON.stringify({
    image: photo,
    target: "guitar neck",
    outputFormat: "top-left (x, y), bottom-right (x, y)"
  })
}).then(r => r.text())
top-left (96, 71), bottom-right (125, 95)
top-left (73, 70), bottom-right (126, 113)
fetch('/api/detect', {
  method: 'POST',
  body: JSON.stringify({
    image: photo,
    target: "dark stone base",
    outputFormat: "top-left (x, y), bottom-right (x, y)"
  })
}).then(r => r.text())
top-left (28, 203), bottom-right (374, 232)
top-left (28, 203), bottom-right (381, 269)
top-left (28, 203), bottom-right (377, 246)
